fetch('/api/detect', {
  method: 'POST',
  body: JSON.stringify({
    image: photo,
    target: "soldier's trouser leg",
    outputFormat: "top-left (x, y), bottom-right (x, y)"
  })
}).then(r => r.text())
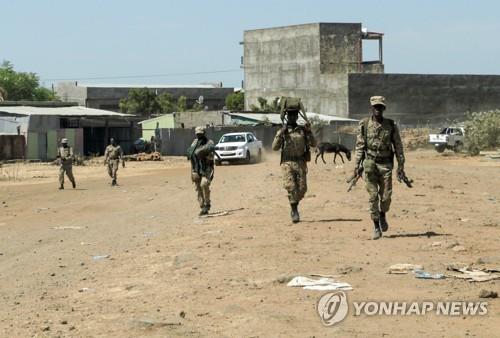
top-left (65, 164), bottom-right (75, 185)
top-left (377, 164), bottom-right (393, 214)
top-left (364, 160), bottom-right (381, 220)
top-left (281, 161), bottom-right (307, 204)
top-left (192, 173), bottom-right (204, 207)
top-left (200, 177), bottom-right (211, 208)
top-left (107, 163), bottom-right (113, 178)
top-left (59, 166), bottom-right (65, 186)
top-left (112, 160), bottom-right (119, 181)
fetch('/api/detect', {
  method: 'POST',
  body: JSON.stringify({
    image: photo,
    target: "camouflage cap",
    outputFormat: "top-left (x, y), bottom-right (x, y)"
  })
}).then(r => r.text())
top-left (370, 96), bottom-right (386, 107)
top-left (61, 138), bottom-right (68, 144)
top-left (195, 126), bottom-right (206, 134)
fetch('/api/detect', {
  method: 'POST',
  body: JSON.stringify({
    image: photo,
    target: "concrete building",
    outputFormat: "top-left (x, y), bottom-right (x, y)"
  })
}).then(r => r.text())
top-left (0, 102), bottom-right (139, 160)
top-left (243, 23), bottom-right (500, 125)
top-left (56, 83), bottom-right (234, 112)
top-left (243, 23), bottom-right (383, 117)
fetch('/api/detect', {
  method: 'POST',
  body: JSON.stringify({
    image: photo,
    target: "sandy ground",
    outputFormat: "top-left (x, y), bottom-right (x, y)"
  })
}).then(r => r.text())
top-left (0, 150), bottom-right (499, 337)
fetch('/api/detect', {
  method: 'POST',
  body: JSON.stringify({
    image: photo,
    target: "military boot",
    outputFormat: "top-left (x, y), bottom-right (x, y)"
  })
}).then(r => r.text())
top-left (72, 181), bottom-right (76, 189)
top-left (379, 212), bottom-right (389, 232)
top-left (59, 185), bottom-right (64, 190)
top-left (290, 203), bottom-right (300, 223)
top-left (199, 206), bottom-right (208, 216)
top-left (373, 219), bottom-right (382, 240)
top-left (111, 179), bottom-right (116, 186)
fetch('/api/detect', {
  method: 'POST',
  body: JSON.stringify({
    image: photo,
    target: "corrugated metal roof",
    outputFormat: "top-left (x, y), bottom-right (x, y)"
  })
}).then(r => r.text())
top-left (228, 112), bottom-right (358, 124)
top-left (0, 106), bottom-right (134, 117)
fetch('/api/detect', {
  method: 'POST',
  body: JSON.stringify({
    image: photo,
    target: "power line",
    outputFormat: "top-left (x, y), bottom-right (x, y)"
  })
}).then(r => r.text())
top-left (42, 69), bottom-right (242, 82)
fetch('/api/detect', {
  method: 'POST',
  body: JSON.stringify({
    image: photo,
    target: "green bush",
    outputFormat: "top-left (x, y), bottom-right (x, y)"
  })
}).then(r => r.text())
top-left (464, 110), bottom-right (500, 155)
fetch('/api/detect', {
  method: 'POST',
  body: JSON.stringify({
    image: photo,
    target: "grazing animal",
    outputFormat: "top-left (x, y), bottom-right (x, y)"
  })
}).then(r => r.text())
top-left (315, 142), bottom-right (351, 164)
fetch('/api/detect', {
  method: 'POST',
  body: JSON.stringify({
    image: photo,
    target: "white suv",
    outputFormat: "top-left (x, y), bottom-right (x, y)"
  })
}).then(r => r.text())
top-left (214, 132), bottom-right (263, 164)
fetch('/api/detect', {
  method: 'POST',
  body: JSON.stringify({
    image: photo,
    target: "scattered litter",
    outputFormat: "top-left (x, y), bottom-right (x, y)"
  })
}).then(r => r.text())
top-left (35, 207), bottom-right (50, 213)
top-left (336, 266), bottom-right (363, 275)
top-left (452, 245), bottom-right (467, 252)
top-left (92, 255), bottom-right (110, 261)
top-left (134, 319), bottom-right (182, 328)
top-left (446, 265), bottom-right (500, 282)
top-left (143, 231), bottom-right (155, 237)
top-left (388, 264), bottom-right (423, 274)
top-left (200, 211), bottom-right (229, 218)
top-left (78, 287), bottom-right (94, 292)
top-left (479, 290), bottom-right (498, 298)
top-left (53, 226), bottom-right (82, 230)
top-left (310, 273), bottom-right (339, 278)
top-left (431, 241), bottom-right (442, 247)
top-left (414, 270), bottom-right (445, 279)
top-left (287, 276), bottom-right (352, 291)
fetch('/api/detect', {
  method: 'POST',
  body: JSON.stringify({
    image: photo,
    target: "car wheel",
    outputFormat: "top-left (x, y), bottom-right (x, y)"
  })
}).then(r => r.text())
top-left (245, 151), bottom-right (251, 164)
top-left (436, 145), bottom-right (445, 153)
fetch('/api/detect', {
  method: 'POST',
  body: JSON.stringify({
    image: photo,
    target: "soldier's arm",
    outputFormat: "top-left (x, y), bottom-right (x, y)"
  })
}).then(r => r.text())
top-left (69, 147), bottom-right (74, 159)
top-left (354, 121), bottom-right (366, 169)
top-left (271, 129), bottom-right (284, 151)
top-left (104, 147), bottom-right (109, 162)
top-left (392, 124), bottom-right (405, 169)
top-left (195, 140), bottom-right (215, 158)
top-left (119, 146), bottom-right (124, 160)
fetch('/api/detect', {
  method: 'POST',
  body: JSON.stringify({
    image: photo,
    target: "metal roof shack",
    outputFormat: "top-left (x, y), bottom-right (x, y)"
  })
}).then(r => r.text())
top-left (0, 104), bottom-right (140, 160)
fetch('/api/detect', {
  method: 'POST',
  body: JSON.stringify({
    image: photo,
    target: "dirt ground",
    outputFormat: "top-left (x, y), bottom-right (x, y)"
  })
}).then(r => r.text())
top-left (0, 150), bottom-right (499, 337)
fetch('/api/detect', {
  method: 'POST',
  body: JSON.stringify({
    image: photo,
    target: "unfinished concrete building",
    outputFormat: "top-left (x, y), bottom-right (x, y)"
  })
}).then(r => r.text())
top-left (243, 23), bottom-right (500, 125)
top-left (243, 23), bottom-right (383, 117)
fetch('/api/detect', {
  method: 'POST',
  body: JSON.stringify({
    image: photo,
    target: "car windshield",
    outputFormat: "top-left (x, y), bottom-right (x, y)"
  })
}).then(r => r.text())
top-left (220, 135), bottom-right (246, 143)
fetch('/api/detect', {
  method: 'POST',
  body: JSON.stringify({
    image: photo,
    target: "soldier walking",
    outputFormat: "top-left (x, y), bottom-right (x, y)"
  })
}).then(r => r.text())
top-left (353, 96), bottom-right (406, 239)
top-left (56, 138), bottom-right (76, 190)
top-left (104, 138), bottom-right (124, 186)
top-left (187, 126), bottom-right (215, 216)
top-left (272, 99), bottom-right (316, 223)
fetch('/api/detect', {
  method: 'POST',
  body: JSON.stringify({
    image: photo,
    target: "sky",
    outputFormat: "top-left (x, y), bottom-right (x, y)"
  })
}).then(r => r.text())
top-left (1, 0), bottom-right (499, 89)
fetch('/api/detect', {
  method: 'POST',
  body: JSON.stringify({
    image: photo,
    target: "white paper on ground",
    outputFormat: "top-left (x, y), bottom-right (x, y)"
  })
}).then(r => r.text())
top-left (287, 276), bottom-right (353, 291)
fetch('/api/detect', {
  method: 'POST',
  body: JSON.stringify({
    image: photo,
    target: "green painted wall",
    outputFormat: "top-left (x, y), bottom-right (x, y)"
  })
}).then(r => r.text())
top-left (27, 132), bottom-right (39, 159)
top-left (141, 115), bottom-right (174, 140)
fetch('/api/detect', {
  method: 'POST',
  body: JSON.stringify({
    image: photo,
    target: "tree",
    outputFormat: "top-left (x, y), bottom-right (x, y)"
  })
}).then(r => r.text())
top-left (0, 60), bottom-right (57, 101)
top-left (119, 88), bottom-right (159, 115)
top-left (177, 96), bottom-right (187, 112)
top-left (225, 91), bottom-right (244, 110)
top-left (158, 92), bottom-right (176, 114)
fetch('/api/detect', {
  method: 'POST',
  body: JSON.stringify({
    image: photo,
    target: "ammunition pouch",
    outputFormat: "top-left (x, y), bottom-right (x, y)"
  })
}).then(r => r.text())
top-left (281, 155), bottom-right (305, 162)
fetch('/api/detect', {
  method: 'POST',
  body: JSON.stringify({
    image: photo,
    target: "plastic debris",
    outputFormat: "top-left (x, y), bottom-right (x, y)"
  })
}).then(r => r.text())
top-left (388, 264), bottom-right (423, 274)
top-left (287, 276), bottom-right (352, 291)
top-left (92, 255), bottom-right (110, 261)
top-left (414, 270), bottom-right (445, 279)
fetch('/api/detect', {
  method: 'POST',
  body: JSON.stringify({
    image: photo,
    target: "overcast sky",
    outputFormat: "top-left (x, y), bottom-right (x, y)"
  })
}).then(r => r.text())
top-left (2, 0), bottom-right (499, 88)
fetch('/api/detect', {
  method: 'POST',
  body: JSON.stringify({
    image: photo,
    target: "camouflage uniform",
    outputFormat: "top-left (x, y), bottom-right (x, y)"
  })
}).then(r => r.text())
top-left (272, 125), bottom-right (317, 205)
top-left (187, 127), bottom-right (215, 214)
top-left (354, 102), bottom-right (405, 223)
top-left (104, 144), bottom-right (123, 185)
top-left (57, 143), bottom-right (76, 189)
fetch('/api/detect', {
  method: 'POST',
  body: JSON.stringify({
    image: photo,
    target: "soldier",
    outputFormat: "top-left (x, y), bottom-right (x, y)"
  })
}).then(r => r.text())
top-left (272, 100), bottom-right (317, 223)
top-left (56, 138), bottom-right (76, 190)
top-left (353, 96), bottom-right (406, 240)
top-left (187, 126), bottom-right (215, 216)
top-left (104, 138), bottom-right (125, 186)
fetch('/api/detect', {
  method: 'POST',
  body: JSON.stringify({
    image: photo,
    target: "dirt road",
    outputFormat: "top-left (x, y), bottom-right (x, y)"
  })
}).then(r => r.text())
top-left (0, 151), bottom-right (499, 337)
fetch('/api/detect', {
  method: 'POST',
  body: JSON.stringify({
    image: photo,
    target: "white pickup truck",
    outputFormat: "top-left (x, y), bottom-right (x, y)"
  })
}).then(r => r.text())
top-left (214, 132), bottom-right (263, 164)
top-left (429, 127), bottom-right (465, 153)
